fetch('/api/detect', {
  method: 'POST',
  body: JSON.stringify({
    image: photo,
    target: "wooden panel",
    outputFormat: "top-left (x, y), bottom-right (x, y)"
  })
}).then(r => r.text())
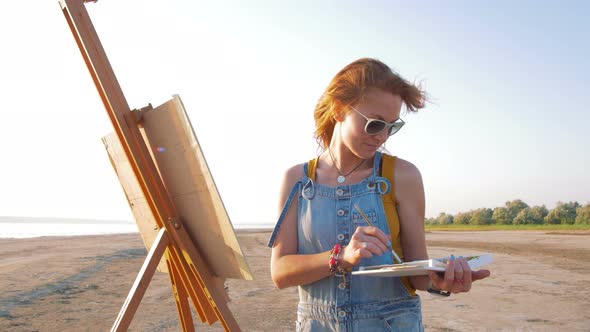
top-left (140, 95), bottom-right (253, 281)
top-left (104, 131), bottom-right (230, 324)
top-left (103, 134), bottom-right (168, 273)
top-left (101, 95), bottom-right (252, 281)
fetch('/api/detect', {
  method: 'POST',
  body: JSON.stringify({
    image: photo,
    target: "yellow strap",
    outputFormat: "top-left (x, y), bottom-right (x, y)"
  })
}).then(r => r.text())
top-left (381, 154), bottom-right (417, 296)
top-left (308, 158), bottom-right (318, 181)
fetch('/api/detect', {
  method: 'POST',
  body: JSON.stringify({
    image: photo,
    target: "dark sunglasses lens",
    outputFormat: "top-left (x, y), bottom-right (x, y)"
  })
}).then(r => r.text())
top-left (388, 122), bottom-right (403, 136)
top-left (366, 120), bottom-right (386, 134)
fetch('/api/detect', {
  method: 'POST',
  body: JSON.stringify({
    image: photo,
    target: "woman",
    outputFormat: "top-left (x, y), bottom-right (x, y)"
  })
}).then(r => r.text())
top-left (268, 58), bottom-right (490, 331)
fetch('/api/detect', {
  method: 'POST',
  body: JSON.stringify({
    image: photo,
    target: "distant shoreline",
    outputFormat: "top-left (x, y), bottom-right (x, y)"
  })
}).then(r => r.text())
top-left (0, 216), bottom-right (132, 224)
top-left (0, 217), bottom-right (273, 239)
top-left (0, 216), bottom-right (273, 228)
top-left (0, 228), bottom-right (274, 242)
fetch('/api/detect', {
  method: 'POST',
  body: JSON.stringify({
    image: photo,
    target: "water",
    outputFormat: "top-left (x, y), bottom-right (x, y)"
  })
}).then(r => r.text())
top-left (0, 222), bottom-right (139, 238)
top-left (0, 217), bottom-right (272, 239)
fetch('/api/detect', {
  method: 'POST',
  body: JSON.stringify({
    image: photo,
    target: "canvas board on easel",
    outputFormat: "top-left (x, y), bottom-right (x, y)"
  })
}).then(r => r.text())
top-left (103, 95), bottom-right (253, 281)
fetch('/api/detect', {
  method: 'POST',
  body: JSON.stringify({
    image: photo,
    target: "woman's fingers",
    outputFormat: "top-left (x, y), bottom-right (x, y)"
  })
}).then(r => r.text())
top-left (364, 236), bottom-right (388, 255)
top-left (355, 241), bottom-right (382, 258)
top-left (428, 271), bottom-right (445, 289)
top-left (366, 240), bottom-right (388, 256)
top-left (352, 227), bottom-right (389, 255)
top-left (456, 257), bottom-right (472, 291)
top-left (362, 226), bottom-right (390, 248)
top-left (358, 242), bottom-right (374, 258)
top-left (429, 255), bottom-right (491, 294)
top-left (472, 269), bottom-right (491, 281)
top-left (454, 258), bottom-right (464, 283)
top-left (443, 255), bottom-right (456, 289)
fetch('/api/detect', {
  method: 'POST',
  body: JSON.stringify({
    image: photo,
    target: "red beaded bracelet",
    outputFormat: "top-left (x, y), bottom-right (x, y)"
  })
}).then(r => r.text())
top-left (329, 244), bottom-right (343, 273)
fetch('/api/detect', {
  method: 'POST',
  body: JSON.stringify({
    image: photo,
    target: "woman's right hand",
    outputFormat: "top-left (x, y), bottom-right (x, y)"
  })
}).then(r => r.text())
top-left (340, 226), bottom-right (390, 268)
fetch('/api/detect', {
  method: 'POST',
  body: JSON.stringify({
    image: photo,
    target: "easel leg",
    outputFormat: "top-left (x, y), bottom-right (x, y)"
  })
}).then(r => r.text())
top-left (167, 247), bottom-right (217, 324)
top-left (167, 253), bottom-right (195, 332)
top-left (111, 228), bottom-right (169, 332)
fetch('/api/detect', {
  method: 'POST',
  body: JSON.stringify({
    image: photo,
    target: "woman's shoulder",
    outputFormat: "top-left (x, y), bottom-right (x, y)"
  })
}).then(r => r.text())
top-left (393, 157), bottom-right (422, 179)
top-left (382, 155), bottom-right (422, 185)
top-left (384, 155), bottom-right (424, 201)
top-left (284, 162), bottom-right (306, 179)
top-left (280, 162), bottom-right (306, 188)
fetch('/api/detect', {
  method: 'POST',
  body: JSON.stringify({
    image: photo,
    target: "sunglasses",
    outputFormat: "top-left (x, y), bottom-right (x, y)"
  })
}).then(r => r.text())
top-left (350, 106), bottom-right (405, 136)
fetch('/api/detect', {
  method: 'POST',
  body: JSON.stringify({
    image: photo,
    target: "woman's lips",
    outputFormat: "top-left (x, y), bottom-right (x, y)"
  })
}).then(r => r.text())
top-left (366, 144), bottom-right (380, 150)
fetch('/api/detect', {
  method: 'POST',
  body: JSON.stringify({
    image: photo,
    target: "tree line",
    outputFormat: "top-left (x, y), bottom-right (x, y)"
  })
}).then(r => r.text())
top-left (425, 200), bottom-right (590, 225)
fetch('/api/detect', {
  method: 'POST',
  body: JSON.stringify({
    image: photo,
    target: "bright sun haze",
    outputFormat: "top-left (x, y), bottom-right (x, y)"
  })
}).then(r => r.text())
top-left (0, 1), bottom-right (588, 226)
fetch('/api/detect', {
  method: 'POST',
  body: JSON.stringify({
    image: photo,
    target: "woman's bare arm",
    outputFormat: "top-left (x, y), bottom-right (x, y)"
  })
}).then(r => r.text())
top-left (395, 159), bottom-right (491, 292)
top-left (270, 164), bottom-right (333, 289)
top-left (395, 158), bottom-right (431, 290)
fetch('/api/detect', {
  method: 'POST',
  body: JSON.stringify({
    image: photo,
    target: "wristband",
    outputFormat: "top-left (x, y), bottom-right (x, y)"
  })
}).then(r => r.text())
top-left (329, 244), bottom-right (352, 276)
top-left (329, 244), bottom-right (343, 273)
top-left (427, 280), bottom-right (451, 297)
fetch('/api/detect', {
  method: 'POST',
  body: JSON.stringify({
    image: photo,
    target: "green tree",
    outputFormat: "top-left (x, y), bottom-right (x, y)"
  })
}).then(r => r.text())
top-left (513, 208), bottom-right (531, 224)
top-left (505, 199), bottom-right (529, 224)
top-left (470, 208), bottom-right (493, 225)
top-left (529, 205), bottom-right (549, 224)
top-left (436, 212), bottom-right (454, 225)
top-left (492, 207), bottom-right (510, 225)
top-left (513, 207), bottom-right (546, 225)
top-left (545, 201), bottom-right (580, 225)
top-left (454, 211), bottom-right (472, 225)
top-left (575, 204), bottom-right (590, 224)
top-left (545, 209), bottom-right (560, 224)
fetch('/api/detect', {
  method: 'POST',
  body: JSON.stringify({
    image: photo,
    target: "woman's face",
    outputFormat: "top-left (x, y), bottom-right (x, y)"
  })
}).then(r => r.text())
top-left (339, 88), bottom-right (403, 159)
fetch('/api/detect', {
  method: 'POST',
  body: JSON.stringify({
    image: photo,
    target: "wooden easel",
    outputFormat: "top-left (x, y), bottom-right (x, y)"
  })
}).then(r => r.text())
top-left (59, 1), bottom-right (242, 330)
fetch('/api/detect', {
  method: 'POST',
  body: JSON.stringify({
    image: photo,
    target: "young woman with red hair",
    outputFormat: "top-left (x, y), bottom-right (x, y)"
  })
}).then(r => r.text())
top-left (268, 58), bottom-right (490, 331)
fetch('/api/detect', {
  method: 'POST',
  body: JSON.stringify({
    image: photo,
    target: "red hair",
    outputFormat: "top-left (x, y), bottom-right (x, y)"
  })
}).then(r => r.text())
top-left (314, 58), bottom-right (427, 148)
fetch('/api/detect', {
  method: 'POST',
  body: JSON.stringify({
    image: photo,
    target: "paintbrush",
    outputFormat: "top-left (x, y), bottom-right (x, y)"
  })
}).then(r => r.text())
top-left (353, 203), bottom-right (404, 264)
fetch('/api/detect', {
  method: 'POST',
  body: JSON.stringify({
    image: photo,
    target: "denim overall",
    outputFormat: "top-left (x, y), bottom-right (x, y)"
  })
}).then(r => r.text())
top-left (268, 152), bottom-right (424, 331)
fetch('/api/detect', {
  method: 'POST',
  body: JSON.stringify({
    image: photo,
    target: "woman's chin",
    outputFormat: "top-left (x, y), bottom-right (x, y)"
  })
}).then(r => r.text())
top-left (356, 149), bottom-right (377, 160)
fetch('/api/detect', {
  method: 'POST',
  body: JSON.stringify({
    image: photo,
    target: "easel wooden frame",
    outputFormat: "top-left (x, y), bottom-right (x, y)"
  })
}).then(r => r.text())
top-left (59, 1), bottom-right (241, 330)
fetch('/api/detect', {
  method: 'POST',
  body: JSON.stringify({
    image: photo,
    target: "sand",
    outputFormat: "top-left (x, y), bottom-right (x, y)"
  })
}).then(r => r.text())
top-left (1, 230), bottom-right (589, 331)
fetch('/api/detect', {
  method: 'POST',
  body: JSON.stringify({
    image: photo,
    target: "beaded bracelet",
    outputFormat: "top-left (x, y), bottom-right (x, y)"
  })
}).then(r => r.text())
top-left (329, 244), bottom-right (343, 273)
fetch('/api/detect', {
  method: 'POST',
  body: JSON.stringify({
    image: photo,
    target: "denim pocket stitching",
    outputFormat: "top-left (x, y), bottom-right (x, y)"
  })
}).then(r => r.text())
top-left (382, 310), bottom-right (421, 332)
top-left (351, 210), bottom-right (378, 225)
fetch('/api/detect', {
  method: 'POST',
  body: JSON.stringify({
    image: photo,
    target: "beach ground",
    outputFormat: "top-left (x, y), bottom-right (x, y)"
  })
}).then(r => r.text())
top-left (1, 230), bottom-right (589, 331)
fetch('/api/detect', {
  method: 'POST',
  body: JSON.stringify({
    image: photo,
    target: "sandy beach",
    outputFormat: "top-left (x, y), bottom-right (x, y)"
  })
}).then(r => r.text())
top-left (1, 230), bottom-right (589, 331)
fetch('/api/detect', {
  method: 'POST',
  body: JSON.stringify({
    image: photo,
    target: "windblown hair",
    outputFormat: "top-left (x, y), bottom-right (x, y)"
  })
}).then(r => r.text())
top-left (314, 58), bottom-right (427, 148)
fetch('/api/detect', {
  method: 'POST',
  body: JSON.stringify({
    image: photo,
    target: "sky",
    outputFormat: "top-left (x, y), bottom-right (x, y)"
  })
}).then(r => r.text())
top-left (0, 1), bottom-right (588, 227)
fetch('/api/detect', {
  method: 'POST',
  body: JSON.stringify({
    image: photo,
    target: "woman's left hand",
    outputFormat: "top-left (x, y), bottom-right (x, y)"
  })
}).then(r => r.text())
top-left (427, 255), bottom-right (491, 294)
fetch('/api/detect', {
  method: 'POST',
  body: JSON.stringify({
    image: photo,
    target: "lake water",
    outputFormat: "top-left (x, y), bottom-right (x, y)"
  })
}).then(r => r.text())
top-left (0, 217), bottom-right (272, 239)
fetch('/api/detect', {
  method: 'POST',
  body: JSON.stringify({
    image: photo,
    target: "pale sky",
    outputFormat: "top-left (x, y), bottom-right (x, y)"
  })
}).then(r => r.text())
top-left (0, 1), bottom-right (588, 227)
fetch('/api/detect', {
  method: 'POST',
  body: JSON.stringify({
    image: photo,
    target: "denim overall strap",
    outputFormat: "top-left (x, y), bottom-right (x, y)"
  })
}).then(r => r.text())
top-left (267, 162), bottom-right (314, 248)
top-left (267, 179), bottom-right (302, 248)
top-left (373, 151), bottom-right (383, 177)
top-left (368, 151), bottom-right (391, 195)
